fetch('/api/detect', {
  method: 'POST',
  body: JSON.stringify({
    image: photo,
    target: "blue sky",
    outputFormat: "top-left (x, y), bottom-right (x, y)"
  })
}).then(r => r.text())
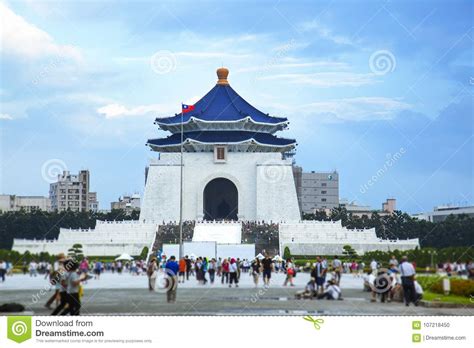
top-left (0, 0), bottom-right (472, 213)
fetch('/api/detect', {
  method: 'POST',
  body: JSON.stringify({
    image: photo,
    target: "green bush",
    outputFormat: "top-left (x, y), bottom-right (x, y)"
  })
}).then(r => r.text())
top-left (417, 275), bottom-right (474, 297)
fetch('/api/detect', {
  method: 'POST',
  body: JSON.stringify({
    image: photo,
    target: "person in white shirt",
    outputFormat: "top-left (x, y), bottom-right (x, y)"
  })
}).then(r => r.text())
top-left (399, 256), bottom-right (417, 306)
top-left (363, 270), bottom-right (377, 302)
top-left (29, 261), bottom-right (38, 277)
top-left (228, 258), bottom-right (239, 288)
top-left (370, 259), bottom-right (378, 274)
top-left (414, 279), bottom-right (423, 303)
top-left (0, 260), bottom-right (7, 282)
top-left (317, 279), bottom-right (342, 300)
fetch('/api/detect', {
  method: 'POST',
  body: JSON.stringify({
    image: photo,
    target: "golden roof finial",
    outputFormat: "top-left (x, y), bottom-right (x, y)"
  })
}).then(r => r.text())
top-left (216, 67), bottom-right (229, 85)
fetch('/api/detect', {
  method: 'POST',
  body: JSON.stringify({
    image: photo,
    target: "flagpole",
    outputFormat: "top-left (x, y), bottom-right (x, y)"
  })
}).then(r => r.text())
top-left (179, 103), bottom-right (184, 260)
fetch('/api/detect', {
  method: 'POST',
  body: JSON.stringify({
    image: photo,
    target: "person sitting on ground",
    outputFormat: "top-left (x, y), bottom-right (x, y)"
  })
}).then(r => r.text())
top-left (295, 277), bottom-right (317, 299)
top-left (373, 268), bottom-right (392, 303)
top-left (362, 269), bottom-right (378, 302)
top-left (317, 279), bottom-right (342, 300)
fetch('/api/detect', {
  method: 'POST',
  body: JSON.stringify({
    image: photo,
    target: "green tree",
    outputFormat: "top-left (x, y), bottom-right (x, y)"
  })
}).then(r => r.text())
top-left (139, 246), bottom-right (149, 260)
top-left (283, 246), bottom-right (292, 260)
top-left (68, 243), bottom-right (84, 260)
top-left (342, 245), bottom-right (357, 258)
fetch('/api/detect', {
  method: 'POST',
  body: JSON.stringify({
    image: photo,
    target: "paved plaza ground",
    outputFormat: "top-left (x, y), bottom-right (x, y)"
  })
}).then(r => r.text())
top-left (1, 273), bottom-right (472, 315)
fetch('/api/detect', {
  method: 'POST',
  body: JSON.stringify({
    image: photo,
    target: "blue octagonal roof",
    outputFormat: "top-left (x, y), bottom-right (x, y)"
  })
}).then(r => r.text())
top-left (147, 131), bottom-right (296, 147)
top-left (155, 84), bottom-right (288, 126)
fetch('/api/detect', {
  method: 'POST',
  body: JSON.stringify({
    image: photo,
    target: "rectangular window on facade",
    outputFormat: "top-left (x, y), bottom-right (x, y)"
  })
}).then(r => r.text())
top-left (321, 190), bottom-right (327, 194)
top-left (214, 146), bottom-right (227, 163)
top-left (217, 147), bottom-right (225, 159)
top-left (321, 198), bottom-right (327, 202)
top-left (321, 183), bottom-right (327, 187)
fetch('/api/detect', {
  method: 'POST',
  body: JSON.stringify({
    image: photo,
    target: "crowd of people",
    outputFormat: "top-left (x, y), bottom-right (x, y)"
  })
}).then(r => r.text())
top-left (241, 221), bottom-right (280, 255)
top-left (2, 250), bottom-right (473, 315)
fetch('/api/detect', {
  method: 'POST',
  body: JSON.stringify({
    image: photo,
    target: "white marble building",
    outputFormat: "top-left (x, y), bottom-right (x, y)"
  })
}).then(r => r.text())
top-left (12, 68), bottom-right (420, 257)
top-left (140, 152), bottom-right (300, 222)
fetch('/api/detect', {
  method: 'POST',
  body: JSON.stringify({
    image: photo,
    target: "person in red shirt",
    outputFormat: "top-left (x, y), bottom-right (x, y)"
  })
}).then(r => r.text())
top-left (178, 258), bottom-right (186, 283)
top-left (221, 258), bottom-right (230, 284)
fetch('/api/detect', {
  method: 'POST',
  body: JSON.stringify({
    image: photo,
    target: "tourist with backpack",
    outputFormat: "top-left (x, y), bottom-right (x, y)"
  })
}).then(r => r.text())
top-left (283, 258), bottom-right (295, 286)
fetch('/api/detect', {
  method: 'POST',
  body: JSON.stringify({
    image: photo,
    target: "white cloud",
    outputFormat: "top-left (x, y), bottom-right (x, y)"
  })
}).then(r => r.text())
top-left (299, 20), bottom-right (355, 46)
top-left (236, 60), bottom-right (350, 73)
top-left (305, 97), bottom-right (412, 121)
top-left (0, 2), bottom-right (81, 61)
top-left (176, 51), bottom-right (250, 59)
top-left (258, 72), bottom-right (376, 87)
top-left (0, 113), bottom-right (13, 120)
top-left (97, 103), bottom-right (176, 119)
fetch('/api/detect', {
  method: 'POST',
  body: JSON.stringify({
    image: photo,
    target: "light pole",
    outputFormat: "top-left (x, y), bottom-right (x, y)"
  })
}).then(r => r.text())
top-left (178, 106), bottom-right (184, 260)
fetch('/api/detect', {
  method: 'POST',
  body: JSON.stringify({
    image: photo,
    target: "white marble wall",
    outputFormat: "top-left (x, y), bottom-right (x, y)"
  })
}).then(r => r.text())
top-left (140, 152), bottom-right (301, 222)
top-left (12, 220), bottom-right (157, 256)
top-left (279, 220), bottom-right (420, 255)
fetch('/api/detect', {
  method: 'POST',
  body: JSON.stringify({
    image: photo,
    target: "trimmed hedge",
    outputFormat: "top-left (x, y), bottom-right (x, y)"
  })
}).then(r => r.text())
top-left (417, 275), bottom-right (474, 297)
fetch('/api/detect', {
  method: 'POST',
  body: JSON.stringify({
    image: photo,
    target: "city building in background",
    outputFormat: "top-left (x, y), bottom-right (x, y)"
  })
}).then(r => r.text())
top-left (111, 194), bottom-right (141, 213)
top-left (0, 194), bottom-right (51, 212)
top-left (88, 192), bottom-right (99, 212)
top-left (293, 166), bottom-right (339, 213)
top-left (49, 170), bottom-right (98, 212)
top-left (339, 198), bottom-right (397, 218)
top-left (412, 205), bottom-right (474, 223)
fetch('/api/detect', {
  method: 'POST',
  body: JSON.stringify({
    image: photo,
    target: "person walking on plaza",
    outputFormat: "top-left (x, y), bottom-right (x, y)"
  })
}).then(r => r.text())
top-left (165, 256), bottom-right (179, 303)
top-left (236, 258), bottom-right (241, 280)
top-left (147, 258), bottom-right (158, 291)
top-left (94, 260), bottom-right (103, 279)
top-left (202, 257), bottom-right (208, 284)
top-left (79, 258), bottom-right (89, 275)
top-left (185, 255), bottom-right (192, 280)
top-left (51, 261), bottom-right (69, 315)
top-left (29, 260), bottom-right (38, 277)
top-left (313, 256), bottom-right (327, 295)
top-left (0, 260), bottom-right (6, 282)
top-left (221, 258), bottom-right (230, 284)
top-left (208, 258), bottom-right (216, 284)
top-left (262, 253), bottom-right (273, 288)
top-left (178, 257), bottom-right (186, 283)
top-left (283, 258), bottom-right (295, 286)
top-left (399, 255), bottom-right (417, 306)
top-left (251, 257), bottom-right (261, 287)
top-left (332, 256), bottom-right (342, 285)
top-left (61, 260), bottom-right (86, 315)
top-left (229, 258), bottom-right (239, 288)
top-left (45, 254), bottom-right (66, 309)
top-left (217, 257), bottom-right (222, 277)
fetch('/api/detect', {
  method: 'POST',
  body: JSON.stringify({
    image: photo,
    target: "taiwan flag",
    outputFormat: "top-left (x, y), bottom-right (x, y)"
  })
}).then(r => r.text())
top-left (182, 104), bottom-right (195, 113)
